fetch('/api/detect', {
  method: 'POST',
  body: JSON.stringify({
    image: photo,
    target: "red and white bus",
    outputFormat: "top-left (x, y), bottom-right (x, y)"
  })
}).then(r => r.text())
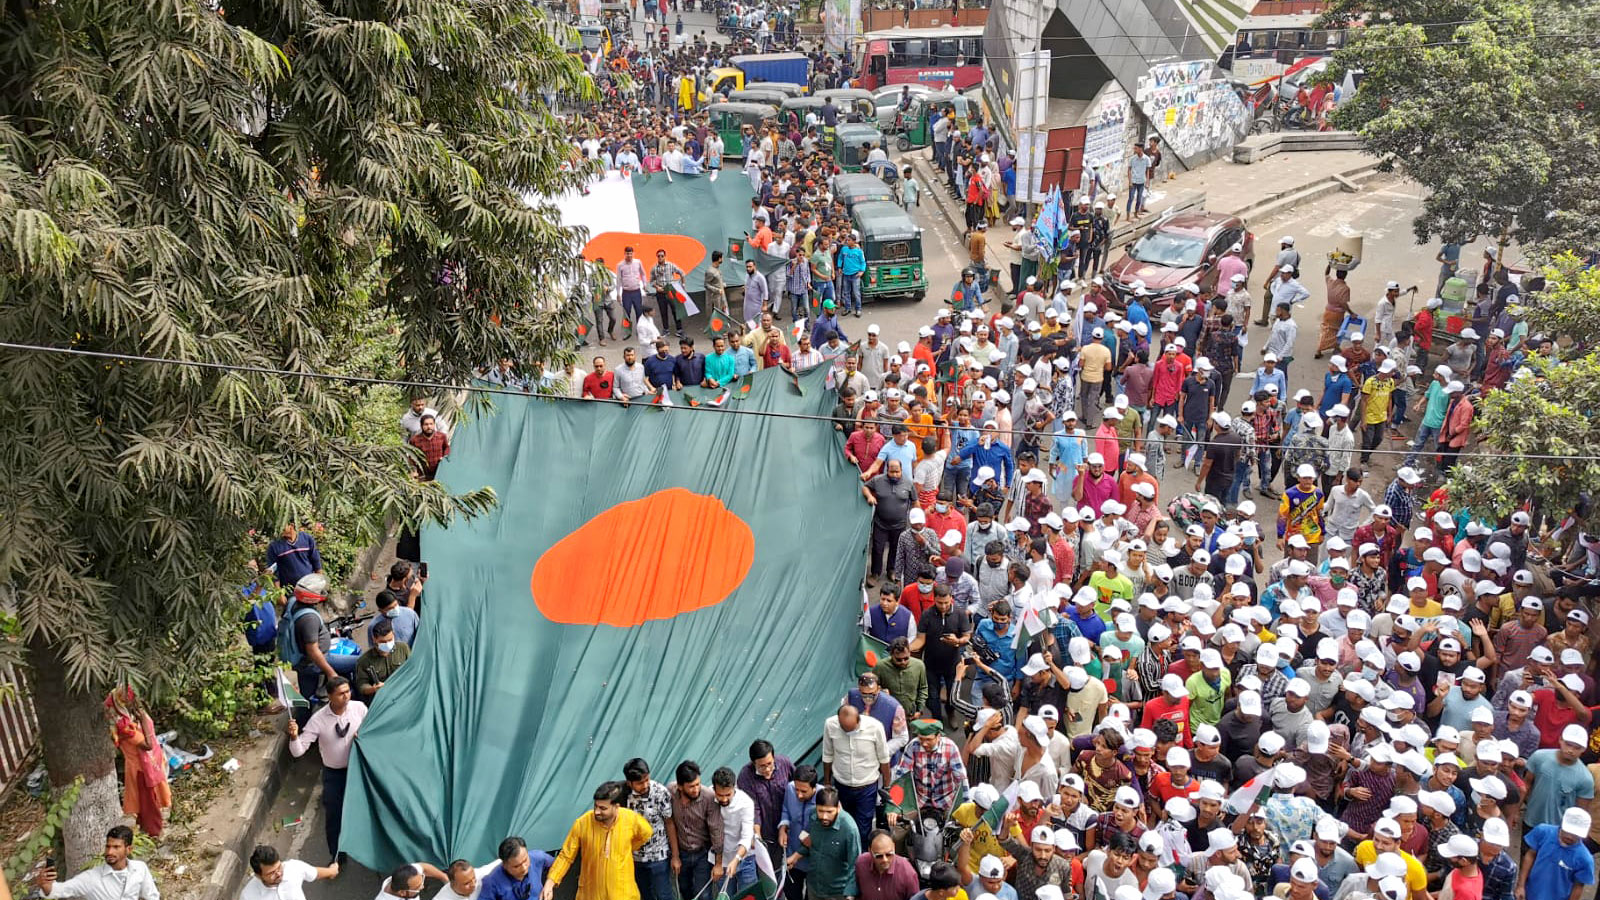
top-left (1218, 14), bottom-right (1353, 87)
top-left (856, 26), bottom-right (985, 91)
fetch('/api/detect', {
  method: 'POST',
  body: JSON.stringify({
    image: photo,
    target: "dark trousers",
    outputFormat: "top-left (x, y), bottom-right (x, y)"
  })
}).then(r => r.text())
top-left (1360, 422), bottom-right (1384, 463)
top-left (593, 303), bottom-right (617, 339)
top-left (784, 866), bottom-right (809, 900)
top-left (837, 780), bottom-right (879, 843)
top-left (295, 667), bottom-right (323, 729)
top-left (322, 766), bottom-right (348, 862)
top-left (869, 521), bottom-right (902, 578)
top-left (677, 849), bottom-right (713, 900)
top-left (636, 857), bottom-right (673, 900)
top-left (621, 288), bottom-right (644, 324)
top-left (657, 289), bottom-right (682, 333)
top-left (927, 664), bottom-right (959, 720)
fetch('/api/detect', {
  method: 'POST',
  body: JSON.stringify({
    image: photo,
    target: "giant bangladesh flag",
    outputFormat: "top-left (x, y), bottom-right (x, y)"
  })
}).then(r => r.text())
top-left (339, 366), bottom-right (871, 868)
top-left (552, 170), bottom-right (762, 296)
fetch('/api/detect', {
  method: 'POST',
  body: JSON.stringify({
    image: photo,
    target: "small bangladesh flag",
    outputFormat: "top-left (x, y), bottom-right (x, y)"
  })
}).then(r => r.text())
top-left (706, 389), bottom-right (732, 407)
top-left (737, 379), bottom-right (753, 398)
top-left (857, 630), bottom-right (889, 676)
top-left (791, 318), bottom-right (807, 340)
top-left (722, 841), bottom-right (782, 900)
top-left (669, 281), bottom-right (700, 319)
top-left (706, 310), bottom-right (733, 339)
top-left (978, 793), bottom-right (1010, 834)
top-left (885, 770), bottom-right (919, 819)
top-left (651, 389), bottom-right (673, 409)
top-left (276, 668), bottom-right (309, 710)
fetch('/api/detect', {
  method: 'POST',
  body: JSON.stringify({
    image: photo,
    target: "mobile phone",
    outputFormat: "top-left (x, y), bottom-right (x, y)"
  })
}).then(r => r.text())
top-left (419, 562), bottom-right (429, 579)
top-left (46, 856), bottom-right (56, 871)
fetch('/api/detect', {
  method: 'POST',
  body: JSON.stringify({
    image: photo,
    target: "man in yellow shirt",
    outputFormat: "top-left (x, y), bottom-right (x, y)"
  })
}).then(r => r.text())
top-left (1077, 331), bottom-right (1113, 427)
top-left (1351, 817), bottom-right (1427, 899)
top-left (544, 782), bottom-right (654, 900)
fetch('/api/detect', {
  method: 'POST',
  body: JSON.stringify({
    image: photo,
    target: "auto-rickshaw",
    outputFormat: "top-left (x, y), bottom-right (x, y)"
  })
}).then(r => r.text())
top-left (816, 88), bottom-right (878, 123)
top-left (570, 21), bottom-right (612, 57)
top-left (852, 201), bottom-right (927, 302)
top-left (706, 101), bottom-right (778, 159)
top-left (892, 91), bottom-right (975, 151)
top-left (832, 173), bottom-right (897, 211)
top-left (834, 122), bottom-right (887, 173)
top-left (728, 88), bottom-right (791, 107)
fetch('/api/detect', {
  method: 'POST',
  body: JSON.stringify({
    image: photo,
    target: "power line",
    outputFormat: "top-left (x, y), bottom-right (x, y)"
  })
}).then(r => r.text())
top-left (0, 340), bottom-right (1588, 464)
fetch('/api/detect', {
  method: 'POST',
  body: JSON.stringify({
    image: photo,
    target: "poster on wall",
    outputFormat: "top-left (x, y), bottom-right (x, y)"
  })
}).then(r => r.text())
top-left (1082, 87), bottom-right (1132, 203)
top-left (1134, 60), bottom-right (1249, 163)
top-left (822, 0), bottom-right (860, 53)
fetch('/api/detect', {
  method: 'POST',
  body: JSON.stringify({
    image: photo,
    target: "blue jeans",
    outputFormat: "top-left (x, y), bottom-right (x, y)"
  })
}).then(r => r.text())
top-left (1405, 424), bottom-right (1440, 467)
top-left (813, 280), bottom-right (835, 307)
top-left (927, 664), bottom-right (960, 720)
top-left (636, 858), bottom-right (672, 900)
top-left (1127, 182), bottom-right (1147, 213)
top-left (1224, 458), bottom-right (1252, 505)
top-left (1390, 389), bottom-right (1408, 425)
top-left (731, 854), bottom-right (758, 895)
top-left (677, 849), bottom-right (713, 900)
top-left (836, 779), bottom-right (879, 844)
top-left (839, 273), bottom-right (863, 312)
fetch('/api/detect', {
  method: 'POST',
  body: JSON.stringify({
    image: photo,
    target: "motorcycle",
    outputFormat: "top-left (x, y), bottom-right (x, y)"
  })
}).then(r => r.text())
top-left (324, 602), bottom-right (375, 674)
top-left (902, 804), bottom-right (957, 885)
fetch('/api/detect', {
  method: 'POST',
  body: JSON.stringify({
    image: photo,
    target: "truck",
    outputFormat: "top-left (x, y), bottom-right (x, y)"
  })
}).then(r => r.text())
top-left (730, 53), bottom-right (811, 90)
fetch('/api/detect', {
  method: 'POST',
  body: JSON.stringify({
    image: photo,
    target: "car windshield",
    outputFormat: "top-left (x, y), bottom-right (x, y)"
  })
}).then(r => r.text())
top-left (1130, 230), bottom-right (1207, 267)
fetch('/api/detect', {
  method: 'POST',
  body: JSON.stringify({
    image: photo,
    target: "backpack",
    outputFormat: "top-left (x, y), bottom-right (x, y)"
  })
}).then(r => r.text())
top-left (276, 602), bottom-right (323, 667)
top-left (244, 598), bottom-right (278, 653)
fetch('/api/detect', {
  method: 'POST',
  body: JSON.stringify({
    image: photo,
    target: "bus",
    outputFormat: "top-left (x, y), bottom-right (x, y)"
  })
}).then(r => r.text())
top-left (856, 26), bottom-right (985, 91)
top-left (1217, 14), bottom-right (1351, 86)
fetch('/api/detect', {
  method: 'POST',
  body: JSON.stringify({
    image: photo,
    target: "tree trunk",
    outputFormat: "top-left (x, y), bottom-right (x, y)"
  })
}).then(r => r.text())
top-left (26, 637), bottom-right (124, 871)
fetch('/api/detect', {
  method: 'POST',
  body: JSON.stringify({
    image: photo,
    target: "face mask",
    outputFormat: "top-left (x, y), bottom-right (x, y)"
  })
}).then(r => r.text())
top-left (919, 583), bottom-right (933, 594)
top-left (936, 503), bottom-right (950, 513)
top-left (385, 608), bottom-right (399, 618)
top-left (378, 641), bottom-right (396, 653)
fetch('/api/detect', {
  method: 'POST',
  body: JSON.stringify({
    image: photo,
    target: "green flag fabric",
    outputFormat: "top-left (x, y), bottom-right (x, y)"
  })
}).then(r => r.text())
top-left (885, 770), bottom-right (918, 819)
top-left (339, 366), bottom-right (870, 868)
top-left (857, 631), bottom-right (889, 676)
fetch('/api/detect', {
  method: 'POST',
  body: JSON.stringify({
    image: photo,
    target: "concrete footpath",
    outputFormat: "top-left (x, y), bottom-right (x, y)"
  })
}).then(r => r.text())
top-left (909, 146), bottom-right (1383, 277)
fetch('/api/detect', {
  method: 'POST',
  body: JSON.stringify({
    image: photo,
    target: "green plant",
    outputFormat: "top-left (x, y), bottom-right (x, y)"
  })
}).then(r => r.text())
top-left (160, 638), bottom-right (275, 745)
top-left (2, 778), bottom-right (81, 883)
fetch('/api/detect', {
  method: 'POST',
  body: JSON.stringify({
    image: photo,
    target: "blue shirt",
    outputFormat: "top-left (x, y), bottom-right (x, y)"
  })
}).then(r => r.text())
top-left (266, 533), bottom-right (323, 587)
top-left (838, 245), bottom-right (866, 276)
top-left (674, 353), bottom-right (706, 387)
top-left (811, 314), bottom-right (848, 347)
top-left (375, 605), bottom-right (420, 647)
top-left (734, 346), bottom-right (759, 376)
top-left (876, 438), bottom-right (917, 473)
top-left (479, 850), bottom-right (556, 900)
top-left (1251, 367), bottom-right (1288, 399)
top-left (779, 783), bottom-right (818, 867)
top-left (642, 353), bottom-right (677, 388)
top-left (946, 427), bottom-right (978, 473)
top-left (1320, 372), bottom-right (1353, 413)
top-left (1523, 824), bottom-right (1594, 900)
top-left (975, 618), bottom-right (1022, 681)
top-left (958, 440), bottom-right (1014, 489)
top-left (1524, 750), bottom-right (1596, 828)
top-left (1067, 607), bottom-right (1105, 644)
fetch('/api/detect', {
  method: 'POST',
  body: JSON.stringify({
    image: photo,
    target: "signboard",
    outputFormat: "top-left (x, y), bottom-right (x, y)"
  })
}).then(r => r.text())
top-left (1038, 126), bottom-right (1087, 198)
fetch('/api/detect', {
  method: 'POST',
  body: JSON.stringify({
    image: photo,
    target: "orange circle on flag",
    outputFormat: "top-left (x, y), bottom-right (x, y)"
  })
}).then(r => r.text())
top-left (530, 488), bottom-right (755, 627)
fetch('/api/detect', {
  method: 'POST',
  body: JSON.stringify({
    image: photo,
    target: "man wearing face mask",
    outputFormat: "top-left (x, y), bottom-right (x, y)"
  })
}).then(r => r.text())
top-left (353, 617), bottom-right (411, 699)
top-left (374, 561), bottom-right (423, 647)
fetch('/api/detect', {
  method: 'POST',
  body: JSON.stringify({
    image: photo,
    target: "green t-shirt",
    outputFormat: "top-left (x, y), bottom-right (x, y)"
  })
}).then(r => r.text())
top-left (810, 249), bottom-right (834, 280)
top-left (1421, 380), bottom-right (1449, 429)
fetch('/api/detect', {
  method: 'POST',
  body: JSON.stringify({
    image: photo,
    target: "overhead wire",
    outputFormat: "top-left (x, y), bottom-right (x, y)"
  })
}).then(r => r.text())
top-left (1, 339), bottom-right (1593, 463)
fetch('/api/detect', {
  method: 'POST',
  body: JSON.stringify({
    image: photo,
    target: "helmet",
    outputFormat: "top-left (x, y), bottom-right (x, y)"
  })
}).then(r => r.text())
top-left (293, 572), bottom-right (330, 604)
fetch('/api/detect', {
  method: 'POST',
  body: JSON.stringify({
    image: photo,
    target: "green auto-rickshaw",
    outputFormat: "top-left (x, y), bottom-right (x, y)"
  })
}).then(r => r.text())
top-left (852, 201), bottom-right (927, 302)
top-left (832, 173), bottom-right (897, 211)
top-left (706, 101), bottom-right (778, 159)
top-left (727, 87), bottom-right (791, 107)
top-left (893, 91), bottom-right (975, 151)
top-left (834, 122), bottom-right (887, 172)
top-left (816, 88), bottom-right (877, 123)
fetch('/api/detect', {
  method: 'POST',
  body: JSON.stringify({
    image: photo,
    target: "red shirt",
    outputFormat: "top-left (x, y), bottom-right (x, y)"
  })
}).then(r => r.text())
top-left (1140, 695), bottom-right (1192, 746)
top-left (1532, 688), bottom-right (1584, 748)
top-left (582, 371), bottom-right (615, 399)
top-left (901, 582), bottom-right (935, 620)
top-left (926, 508), bottom-right (968, 549)
top-left (1151, 356), bottom-right (1189, 406)
top-left (845, 430), bottom-right (886, 472)
top-left (762, 341), bottom-right (791, 369)
top-left (1147, 770), bottom-right (1200, 806)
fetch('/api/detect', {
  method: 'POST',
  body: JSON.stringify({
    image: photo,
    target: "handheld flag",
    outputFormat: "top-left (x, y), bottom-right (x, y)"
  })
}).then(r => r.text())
top-left (857, 631), bottom-right (889, 676)
top-left (707, 389), bottom-right (732, 407)
top-left (725, 840), bottom-right (782, 900)
top-left (277, 669), bottom-right (309, 709)
top-left (885, 770), bottom-right (919, 819)
top-left (1223, 768), bottom-right (1275, 816)
top-left (978, 793), bottom-right (1010, 833)
top-left (671, 281), bottom-right (700, 319)
top-left (706, 311), bottom-right (733, 339)
top-left (791, 318), bottom-right (807, 340)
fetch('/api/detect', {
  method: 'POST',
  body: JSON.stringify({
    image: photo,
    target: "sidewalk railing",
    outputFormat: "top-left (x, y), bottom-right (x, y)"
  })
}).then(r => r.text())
top-left (0, 662), bottom-right (40, 797)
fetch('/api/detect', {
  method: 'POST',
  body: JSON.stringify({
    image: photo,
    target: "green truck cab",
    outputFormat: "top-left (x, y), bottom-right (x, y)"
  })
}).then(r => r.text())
top-left (852, 200), bottom-right (927, 302)
top-left (706, 101), bottom-right (778, 159)
top-left (832, 173), bottom-right (896, 211)
top-left (893, 91), bottom-right (976, 151)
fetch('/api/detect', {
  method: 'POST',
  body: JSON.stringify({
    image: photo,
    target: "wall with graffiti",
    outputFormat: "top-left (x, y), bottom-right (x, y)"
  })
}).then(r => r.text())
top-left (1079, 82), bottom-right (1134, 203)
top-left (1133, 60), bottom-right (1249, 164)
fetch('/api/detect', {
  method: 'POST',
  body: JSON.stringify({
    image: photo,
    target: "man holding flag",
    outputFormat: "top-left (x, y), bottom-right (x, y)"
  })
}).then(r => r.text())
top-left (650, 249), bottom-right (687, 337)
top-left (890, 720), bottom-right (967, 816)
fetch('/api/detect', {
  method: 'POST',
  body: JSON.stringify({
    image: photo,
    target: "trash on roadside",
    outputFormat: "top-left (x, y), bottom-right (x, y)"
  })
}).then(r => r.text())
top-left (220, 758), bottom-right (241, 773)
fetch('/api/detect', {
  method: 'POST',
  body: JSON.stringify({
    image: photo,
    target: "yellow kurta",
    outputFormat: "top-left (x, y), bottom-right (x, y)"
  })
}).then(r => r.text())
top-left (549, 808), bottom-right (653, 900)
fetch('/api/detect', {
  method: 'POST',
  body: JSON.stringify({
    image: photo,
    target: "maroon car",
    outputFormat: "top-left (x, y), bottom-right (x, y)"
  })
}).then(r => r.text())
top-left (1104, 212), bottom-right (1255, 303)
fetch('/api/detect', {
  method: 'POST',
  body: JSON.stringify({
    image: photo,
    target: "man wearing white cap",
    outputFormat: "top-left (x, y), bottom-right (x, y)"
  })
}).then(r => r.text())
top-left (1522, 723), bottom-right (1595, 831)
top-left (1355, 358), bottom-right (1398, 466)
top-left (1000, 822), bottom-right (1072, 900)
top-left (1518, 806), bottom-right (1595, 900)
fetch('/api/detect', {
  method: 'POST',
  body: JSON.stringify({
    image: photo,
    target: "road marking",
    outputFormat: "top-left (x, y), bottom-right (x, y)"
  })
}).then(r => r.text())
top-left (289, 782), bottom-right (324, 859)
